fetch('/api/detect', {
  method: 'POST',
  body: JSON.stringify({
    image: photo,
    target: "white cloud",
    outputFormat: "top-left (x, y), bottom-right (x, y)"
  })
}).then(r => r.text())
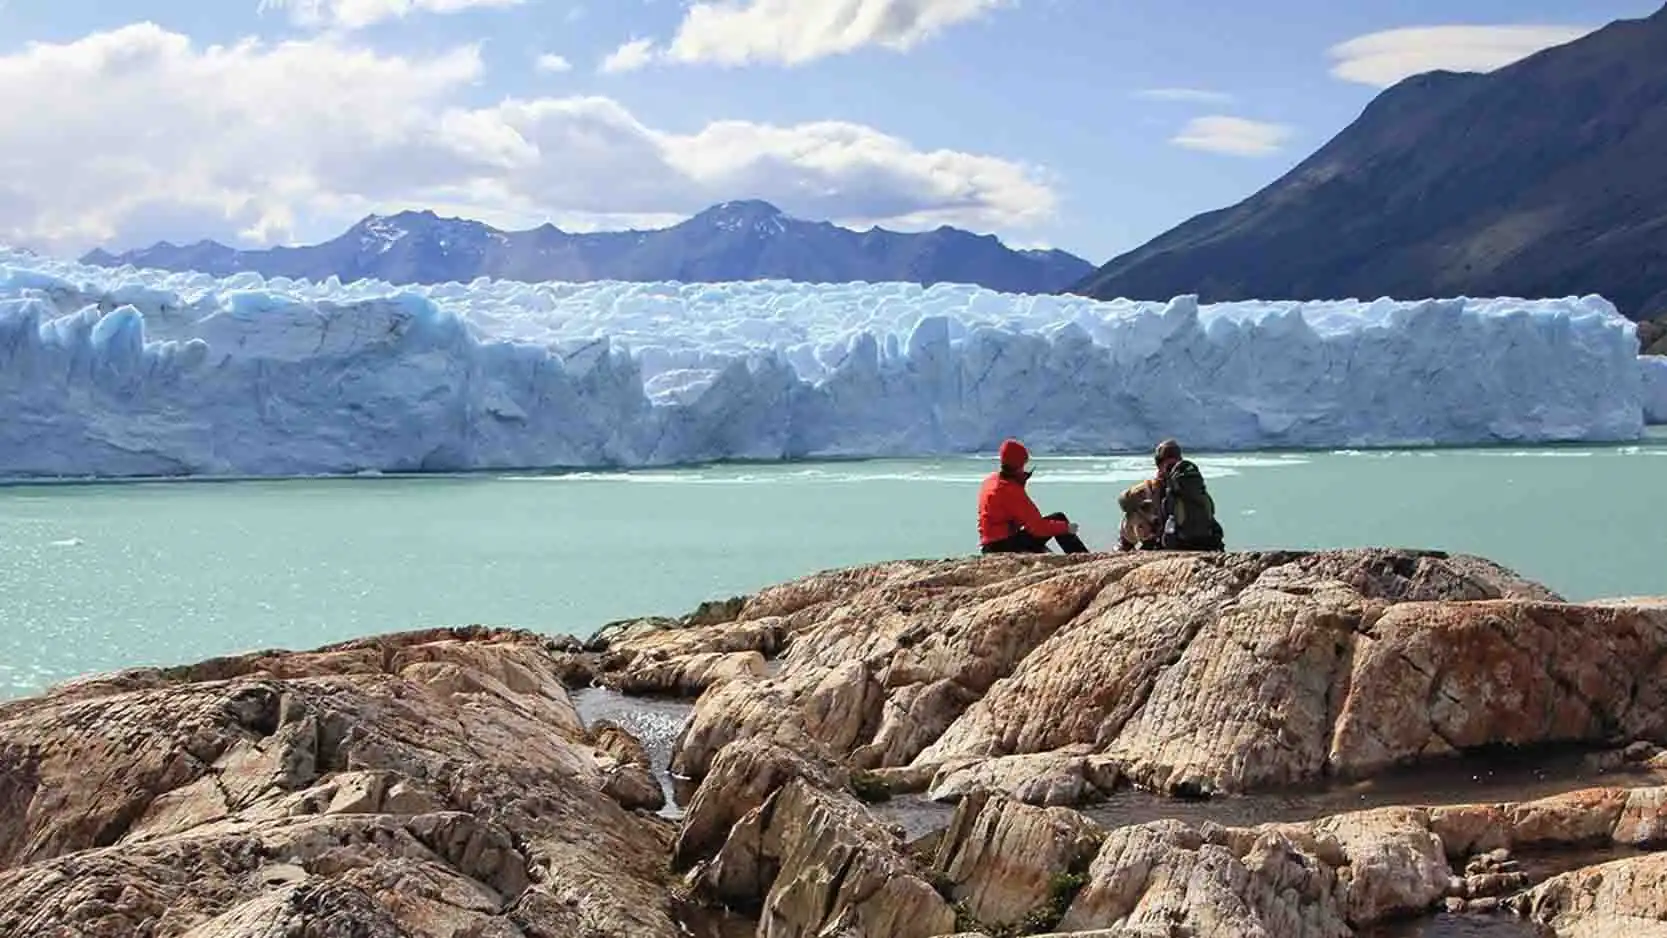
top-left (535, 52), bottom-right (572, 73)
top-left (607, 0), bottom-right (1010, 69)
top-left (257, 0), bottom-right (524, 31)
top-left (1170, 116), bottom-right (1292, 157)
top-left (1328, 24), bottom-right (1594, 88)
top-left (1132, 88), bottom-right (1235, 105)
top-left (599, 38), bottom-right (656, 73)
top-left (0, 23), bottom-right (1056, 254)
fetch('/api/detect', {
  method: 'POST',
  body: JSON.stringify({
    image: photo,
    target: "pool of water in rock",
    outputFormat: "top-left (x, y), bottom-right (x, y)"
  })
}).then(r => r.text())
top-left (571, 687), bottom-right (698, 817)
top-left (870, 749), bottom-right (1665, 842)
top-left (1078, 747), bottom-right (1664, 831)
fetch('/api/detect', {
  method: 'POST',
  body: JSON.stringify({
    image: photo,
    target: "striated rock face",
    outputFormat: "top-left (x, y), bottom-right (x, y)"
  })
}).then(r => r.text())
top-left (679, 740), bottom-right (956, 938)
top-left (1520, 852), bottom-right (1667, 936)
top-left (932, 791), bottom-right (1104, 930)
top-left (918, 783), bottom-right (1667, 937)
top-left (602, 548), bottom-right (1664, 803)
top-left (630, 550), bottom-right (1667, 937)
top-left (1058, 818), bottom-right (1354, 937)
top-left (670, 747), bottom-right (1667, 936)
top-left (0, 627), bottom-right (711, 938)
top-left (7, 550), bottom-right (1667, 938)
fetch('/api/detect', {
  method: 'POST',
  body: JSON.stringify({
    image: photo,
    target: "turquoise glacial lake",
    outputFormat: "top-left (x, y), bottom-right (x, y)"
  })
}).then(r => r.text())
top-left (3, 436), bottom-right (1663, 698)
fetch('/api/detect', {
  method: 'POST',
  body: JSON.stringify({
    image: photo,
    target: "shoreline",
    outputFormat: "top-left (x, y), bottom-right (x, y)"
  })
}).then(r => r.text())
top-left (2, 427), bottom-right (1663, 489)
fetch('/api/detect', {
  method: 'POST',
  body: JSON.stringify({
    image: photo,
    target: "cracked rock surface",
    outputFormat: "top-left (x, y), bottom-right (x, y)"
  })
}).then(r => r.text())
top-left (670, 738), bottom-right (1667, 937)
top-left (0, 626), bottom-right (712, 938)
top-left (605, 549), bottom-right (1667, 802)
top-left (6, 551), bottom-right (1667, 937)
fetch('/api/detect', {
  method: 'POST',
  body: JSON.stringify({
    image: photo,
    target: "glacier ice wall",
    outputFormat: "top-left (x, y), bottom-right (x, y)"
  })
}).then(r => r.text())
top-left (1643, 356), bottom-right (1667, 425)
top-left (0, 249), bottom-right (1649, 478)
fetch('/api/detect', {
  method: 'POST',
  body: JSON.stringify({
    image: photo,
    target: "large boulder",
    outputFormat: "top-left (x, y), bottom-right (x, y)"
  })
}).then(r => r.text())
top-left (1519, 852), bottom-right (1667, 936)
top-left (677, 739), bottom-right (956, 938)
top-left (930, 791), bottom-right (1104, 931)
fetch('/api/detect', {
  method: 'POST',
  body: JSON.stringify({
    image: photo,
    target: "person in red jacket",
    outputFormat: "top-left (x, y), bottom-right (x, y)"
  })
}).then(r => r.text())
top-left (977, 439), bottom-right (1090, 554)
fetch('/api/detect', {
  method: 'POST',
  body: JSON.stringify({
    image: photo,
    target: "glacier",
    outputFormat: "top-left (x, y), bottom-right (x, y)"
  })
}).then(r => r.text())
top-left (0, 248), bottom-right (1652, 478)
top-left (1645, 356), bottom-right (1667, 425)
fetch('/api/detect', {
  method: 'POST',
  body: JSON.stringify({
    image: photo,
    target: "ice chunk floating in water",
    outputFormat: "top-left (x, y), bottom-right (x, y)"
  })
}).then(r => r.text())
top-left (0, 249), bottom-right (1651, 478)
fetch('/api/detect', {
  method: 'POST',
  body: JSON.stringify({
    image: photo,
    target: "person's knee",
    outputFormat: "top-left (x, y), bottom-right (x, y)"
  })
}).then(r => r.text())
top-left (1045, 511), bottom-right (1069, 522)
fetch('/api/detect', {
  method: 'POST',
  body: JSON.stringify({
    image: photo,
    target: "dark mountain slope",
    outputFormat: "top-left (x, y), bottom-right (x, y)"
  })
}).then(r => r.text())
top-left (1073, 5), bottom-right (1667, 319)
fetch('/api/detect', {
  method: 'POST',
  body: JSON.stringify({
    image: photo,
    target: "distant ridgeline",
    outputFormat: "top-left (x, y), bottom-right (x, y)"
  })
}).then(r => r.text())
top-left (1069, 4), bottom-right (1667, 323)
top-left (82, 200), bottom-right (1094, 296)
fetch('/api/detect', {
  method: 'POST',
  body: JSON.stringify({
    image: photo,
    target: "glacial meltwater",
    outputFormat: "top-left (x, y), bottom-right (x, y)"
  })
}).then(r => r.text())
top-left (3, 436), bottom-right (1664, 697)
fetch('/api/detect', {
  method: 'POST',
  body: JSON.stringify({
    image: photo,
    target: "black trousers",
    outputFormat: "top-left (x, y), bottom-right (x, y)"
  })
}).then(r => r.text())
top-left (982, 513), bottom-right (1090, 555)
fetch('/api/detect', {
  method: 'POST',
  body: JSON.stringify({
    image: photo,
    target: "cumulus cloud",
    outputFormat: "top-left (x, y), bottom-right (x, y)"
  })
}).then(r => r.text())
top-left (604, 0), bottom-right (1010, 69)
top-left (1132, 88), bottom-right (1235, 105)
top-left (1170, 116), bottom-right (1291, 157)
top-left (535, 52), bottom-right (572, 72)
top-left (1328, 24), bottom-right (1594, 88)
top-left (599, 38), bottom-right (656, 73)
top-left (0, 23), bottom-right (1056, 254)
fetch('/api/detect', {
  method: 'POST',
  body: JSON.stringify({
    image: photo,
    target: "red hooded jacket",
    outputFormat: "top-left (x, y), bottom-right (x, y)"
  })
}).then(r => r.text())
top-left (977, 440), bottom-right (1071, 546)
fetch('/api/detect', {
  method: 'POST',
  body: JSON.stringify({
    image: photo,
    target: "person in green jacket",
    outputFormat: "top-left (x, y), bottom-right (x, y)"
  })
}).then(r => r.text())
top-left (1153, 439), bottom-right (1225, 552)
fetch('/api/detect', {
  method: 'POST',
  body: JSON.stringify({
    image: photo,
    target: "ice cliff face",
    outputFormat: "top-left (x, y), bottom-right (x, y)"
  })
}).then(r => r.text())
top-left (0, 250), bottom-right (1650, 478)
top-left (1643, 356), bottom-right (1667, 425)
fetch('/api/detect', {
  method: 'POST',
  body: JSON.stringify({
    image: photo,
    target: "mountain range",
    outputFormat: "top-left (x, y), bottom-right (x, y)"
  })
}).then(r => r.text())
top-left (79, 3), bottom-right (1667, 327)
top-left (1071, 4), bottom-right (1667, 323)
top-left (83, 200), bottom-right (1094, 295)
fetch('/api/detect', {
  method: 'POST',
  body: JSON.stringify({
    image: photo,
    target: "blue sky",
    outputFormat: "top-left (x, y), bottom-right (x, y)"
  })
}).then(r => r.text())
top-left (0, 0), bottom-right (1658, 263)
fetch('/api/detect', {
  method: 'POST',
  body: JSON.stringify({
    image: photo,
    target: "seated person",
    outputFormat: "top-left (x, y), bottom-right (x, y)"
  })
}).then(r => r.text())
top-left (978, 439), bottom-right (1090, 554)
top-left (1153, 439), bottom-right (1225, 552)
top-left (1116, 477), bottom-right (1162, 551)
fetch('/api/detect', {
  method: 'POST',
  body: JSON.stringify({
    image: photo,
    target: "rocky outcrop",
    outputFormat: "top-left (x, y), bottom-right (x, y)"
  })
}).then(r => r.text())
top-left (907, 790), bottom-right (1453, 936)
top-left (606, 549), bottom-right (1663, 804)
top-left (0, 627), bottom-right (710, 938)
top-left (1520, 852), bottom-right (1667, 936)
top-left (671, 752), bottom-right (1667, 937)
top-left (6, 550), bottom-right (1667, 938)
top-left (931, 791), bottom-right (1104, 931)
top-left (609, 651), bottom-right (769, 697)
top-left (592, 719), bottom-right (670, 811)
top-left (673, 735), bottom-right (850, 869)
top-left (678, 739), bottom-right (956, 938)
top-left (918, 783), bottom-right (1667, 936)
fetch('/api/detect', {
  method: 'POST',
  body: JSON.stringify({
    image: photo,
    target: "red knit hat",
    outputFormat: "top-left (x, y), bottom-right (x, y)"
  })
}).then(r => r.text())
top-left (998, 438), bottom-right (1029, 469)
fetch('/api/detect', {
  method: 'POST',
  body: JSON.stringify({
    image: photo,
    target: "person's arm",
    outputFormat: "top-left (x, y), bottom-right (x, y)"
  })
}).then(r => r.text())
top-left (1013, 488), bottom-right (1072, 537)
